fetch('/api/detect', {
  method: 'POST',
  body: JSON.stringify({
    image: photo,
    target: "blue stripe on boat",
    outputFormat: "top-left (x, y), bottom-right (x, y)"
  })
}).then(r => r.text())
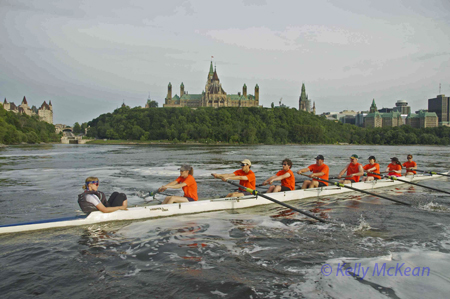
top-left (0, 215), bottom-right (88, 228)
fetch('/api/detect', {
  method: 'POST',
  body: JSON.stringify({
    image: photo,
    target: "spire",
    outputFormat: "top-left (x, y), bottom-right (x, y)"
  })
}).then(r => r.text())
top-left (213, 69), bottom-right (219, 81)
top-left (49, 100), bottom-right (52, 106)
top-left (301, 83), bottom-right (305, 92)
top-left (3, 98), bottom-right (7, 104)
top-left (209, 61), bottom-right (214, 75)
top-left (22, 96), bottom-right (28, 105)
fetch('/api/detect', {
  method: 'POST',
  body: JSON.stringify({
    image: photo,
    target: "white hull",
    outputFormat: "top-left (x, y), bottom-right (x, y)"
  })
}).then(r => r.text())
top-left (1, 173), bottom-right (447, 234)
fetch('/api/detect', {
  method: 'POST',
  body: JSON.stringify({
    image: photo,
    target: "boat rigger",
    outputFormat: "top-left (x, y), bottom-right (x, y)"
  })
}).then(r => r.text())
top-left (0, 173), bottom-right (448, 235)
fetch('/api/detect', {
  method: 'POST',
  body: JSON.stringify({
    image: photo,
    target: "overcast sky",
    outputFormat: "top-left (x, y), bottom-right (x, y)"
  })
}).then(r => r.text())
top-left (1, 0), bottom-right (449, 125)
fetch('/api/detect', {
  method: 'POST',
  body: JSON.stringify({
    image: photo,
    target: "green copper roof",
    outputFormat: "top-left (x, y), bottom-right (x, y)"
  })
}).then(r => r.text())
top-left (180, 94), bottom-right (202, 100)
top-left (209, 62), bottom-right (213, 75)
top-left (181, 82), bottom-right (184, 87)
top-left (172, 95), bottom-right (180, 100)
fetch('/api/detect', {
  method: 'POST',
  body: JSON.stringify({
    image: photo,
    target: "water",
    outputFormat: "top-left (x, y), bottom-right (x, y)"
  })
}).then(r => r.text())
top-left (0, 144), bottom-right (449, 298)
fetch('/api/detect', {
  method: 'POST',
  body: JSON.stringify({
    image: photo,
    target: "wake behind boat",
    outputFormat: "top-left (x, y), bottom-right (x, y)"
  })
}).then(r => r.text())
top-left (0, 172), bottom-right (448, 235)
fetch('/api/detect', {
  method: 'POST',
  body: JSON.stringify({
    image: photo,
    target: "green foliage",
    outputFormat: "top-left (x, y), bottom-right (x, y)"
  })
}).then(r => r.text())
top-left (85, 106), bottom-right (450, 145)
top-left (0, 106), bottom-right (59, 145)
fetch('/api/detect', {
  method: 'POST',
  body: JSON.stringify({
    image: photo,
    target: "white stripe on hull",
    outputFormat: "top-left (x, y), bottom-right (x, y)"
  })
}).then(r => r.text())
top-left (0, 173), bottom-right (447, 234)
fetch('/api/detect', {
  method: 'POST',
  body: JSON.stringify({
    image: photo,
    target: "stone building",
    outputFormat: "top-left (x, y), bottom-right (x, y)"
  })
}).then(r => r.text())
top-left (393, 100), bottom-right (411, 115)
top-left (364, 99), bottom-right (402, 128)
top-left (2, 96), bottom-right (53, 124)
top-left (406, 110), bottom-right (438, 128)
top-left (163, 62), bottom-right (259, 108)
top-left (428, 94), bottom-right (450, 126)
top-left (298, 83), bottom-right (311, 112)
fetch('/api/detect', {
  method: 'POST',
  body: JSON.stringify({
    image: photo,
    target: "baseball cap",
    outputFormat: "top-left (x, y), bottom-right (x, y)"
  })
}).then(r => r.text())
top-left (241, 159), bottom-right (251, 166)
top-left (350, 154), bottom-right (359, 159)
top-left (368, 156), bottom-right (376, 160)
top-left (315, 155), bottom-right (325, 160)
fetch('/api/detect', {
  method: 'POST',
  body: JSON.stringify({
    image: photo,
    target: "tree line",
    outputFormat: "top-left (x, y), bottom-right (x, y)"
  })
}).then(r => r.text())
top-left (85, 106), bottom-right (450, 145)
top-left (0, 106), bottom-right (60, 144)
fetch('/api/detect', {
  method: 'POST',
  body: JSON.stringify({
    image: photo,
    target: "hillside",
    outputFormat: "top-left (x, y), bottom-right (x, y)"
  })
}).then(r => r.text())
top-left (86, 106), bottom-right (450, 145)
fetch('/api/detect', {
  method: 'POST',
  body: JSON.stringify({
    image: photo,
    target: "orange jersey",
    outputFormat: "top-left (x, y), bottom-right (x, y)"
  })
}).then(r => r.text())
top-left (176, 175), bottom-right (198, 201)
top-left (402, 161), bottom-right (417, 174)
top-left (308, 163), bottom-right (329, 186)
top-left (387, 163), bottom-right (402, 176)
top-left (276, 169), bottom-right (295, 190)
top-left (363, 163), bottom-right (381, 179)
top-left (234, 169), bottom-right (256, 191)
top-left (346, 163), bottom-right (362, 182)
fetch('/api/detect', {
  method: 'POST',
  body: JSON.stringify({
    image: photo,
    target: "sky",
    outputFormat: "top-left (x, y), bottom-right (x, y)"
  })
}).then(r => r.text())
top-left (1, 0), bottom-right (449, 125)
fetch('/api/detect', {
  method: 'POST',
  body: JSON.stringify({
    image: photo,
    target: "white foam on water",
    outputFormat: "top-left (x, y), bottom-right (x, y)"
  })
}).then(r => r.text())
top-left (294, 249), bottom-right (450, 298)
top-left (419, 202), bottom-right (449, 212)
top-left (352, 214), bottom-right (372, 232)
top-left (210, 290), bottom-right (228, 297)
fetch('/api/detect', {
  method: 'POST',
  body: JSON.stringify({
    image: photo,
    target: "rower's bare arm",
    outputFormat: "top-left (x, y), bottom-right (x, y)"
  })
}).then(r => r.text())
top-left (297, 167), bottom-right (310, 175)
top-left (264, 175), bottom-right (278, 185)
top-left (338, 166), bottom-right (348, 178)
top-left (269, 173), bottom-right (289, 184)
top-left (166, 182), bottom-right (187, 189)
top-left (355, 165), bottom-right (365, 177)
top-left (159, 180), bottom-right (178, 192)
top-left (311, 172), bottom-right (324, 178)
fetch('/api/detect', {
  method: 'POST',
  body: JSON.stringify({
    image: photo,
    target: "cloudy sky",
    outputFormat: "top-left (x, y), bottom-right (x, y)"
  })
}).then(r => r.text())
top-left (1, 0), bottom-right (449, 125)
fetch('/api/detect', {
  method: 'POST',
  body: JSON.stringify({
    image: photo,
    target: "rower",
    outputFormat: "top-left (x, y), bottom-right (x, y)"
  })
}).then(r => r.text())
top-left (362, 155), bottom-right (381, 181)
top-left (402, 154), bottom-right (417, 176)
top-left (159, 165), bottom-right (198, 204)
top-left (297, 155), bottom-right (329, 189)
top-left (338, 154), bottom-right (364, 184)
top-left (262, 158), bottom-right (295, 193)
top-left (212, 159), bottom-right (255, 197)
top-left (386, 157), bottom-right (402, 177)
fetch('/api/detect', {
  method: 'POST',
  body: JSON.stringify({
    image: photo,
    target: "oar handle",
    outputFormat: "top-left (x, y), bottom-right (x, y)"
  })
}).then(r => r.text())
top-left (223, 180), bottom-right (328, 223)
top-left (416, 169), bottom-right (450, 177)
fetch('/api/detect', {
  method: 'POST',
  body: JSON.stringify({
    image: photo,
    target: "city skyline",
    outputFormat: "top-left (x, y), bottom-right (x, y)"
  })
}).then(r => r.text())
top-left (1, 0), bottom-right (449, 125)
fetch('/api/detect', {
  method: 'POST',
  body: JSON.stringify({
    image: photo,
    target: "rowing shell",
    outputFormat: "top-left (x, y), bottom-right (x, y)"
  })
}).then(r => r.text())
top-left (0, 173), bottom-right (448, 235)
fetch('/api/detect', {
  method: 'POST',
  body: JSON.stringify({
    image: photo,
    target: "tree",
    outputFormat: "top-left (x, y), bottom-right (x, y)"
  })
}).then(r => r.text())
top-left (146, 100), bottom-right (158, 108)
top-left (73, 122), bottom-right (81, 134)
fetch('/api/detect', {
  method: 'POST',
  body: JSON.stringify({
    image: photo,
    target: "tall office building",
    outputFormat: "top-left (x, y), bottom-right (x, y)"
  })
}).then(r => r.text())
top-left (428, 94), bottom-right (450, 126)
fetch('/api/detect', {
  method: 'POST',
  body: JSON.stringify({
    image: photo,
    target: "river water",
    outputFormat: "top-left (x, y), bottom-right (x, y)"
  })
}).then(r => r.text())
top-left (0, 144), bottom-right (449, 298)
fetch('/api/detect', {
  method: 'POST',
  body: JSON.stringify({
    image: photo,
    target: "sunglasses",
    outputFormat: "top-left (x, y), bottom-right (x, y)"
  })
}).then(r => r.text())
top-left (407, 157), bottom-right (412, 159)
top-left (282, 163), bottom-right (288, 166)
top-left (241, 163), bottom-right (248, 167)
top-left (87, 181), bottom-right (99, 186)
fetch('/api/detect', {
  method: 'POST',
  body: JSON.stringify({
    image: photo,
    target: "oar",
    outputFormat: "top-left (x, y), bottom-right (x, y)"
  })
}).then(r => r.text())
top-left (221, 179), bottom-right (328, 223)
top-left (299, 174), bottom-right (411, 206)
top-left (416, 169), bottom-right (450, 178)
top-left (368, 172), bottom-right (450, 195)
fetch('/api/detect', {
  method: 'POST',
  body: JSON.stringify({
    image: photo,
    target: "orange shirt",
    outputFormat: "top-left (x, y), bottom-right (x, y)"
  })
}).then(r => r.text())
top-left (387, 163), bottom-right (402, 176)
top-left (402, 161), bottom-right (417, 174)
top-left (234, 169), bottom-right (256, 191)
top-left (276, 169), bottom-right (295, 190)
top-left (363, 163), bottom-right (381, 179)
top-left (347, 163), bottom-right (362, 182)
top-left (308, 163), bottom-right (329, 186)
top-left (176, 175), bottom-right (198, 201)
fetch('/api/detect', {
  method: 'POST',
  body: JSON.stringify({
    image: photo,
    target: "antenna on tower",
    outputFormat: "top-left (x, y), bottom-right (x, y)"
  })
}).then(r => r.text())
top-left (439, 83), bottom-right (441, 94)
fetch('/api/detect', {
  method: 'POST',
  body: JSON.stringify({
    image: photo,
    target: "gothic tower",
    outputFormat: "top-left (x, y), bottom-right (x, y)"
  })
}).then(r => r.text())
top-left (255, 84), bottom-right (259, 101)
top-left (167, 82), bottom-right (172, 100)
top-left (180, 82), bottom-right (184, 97)
top-left (243, 84), bottom-right (247, 97)
top-left (299, 83), bottom-right (310, 112)
top-left (369, 99), bottom-right (377, 113)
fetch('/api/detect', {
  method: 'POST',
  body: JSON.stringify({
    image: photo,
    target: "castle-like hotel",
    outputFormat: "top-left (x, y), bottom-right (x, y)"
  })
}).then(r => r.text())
top-left (163, 62), bottom-right (259, 108)
top-left (2, 96), bottom-right (53, 124)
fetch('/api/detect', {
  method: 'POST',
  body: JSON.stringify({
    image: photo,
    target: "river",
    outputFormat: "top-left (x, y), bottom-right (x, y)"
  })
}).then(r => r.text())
top-left (0, 144), bottom-right (449, 298)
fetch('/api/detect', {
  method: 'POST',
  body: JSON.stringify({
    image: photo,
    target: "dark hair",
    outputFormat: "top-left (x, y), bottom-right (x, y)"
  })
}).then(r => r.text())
top-left (391, 157), bottom-right (401, 165)
top-left (188, 167), bottom-right (194, 176)
top-left (407, 154), bottom-right (413, 159)
top-left (282, 158), bottom-right (293, 168)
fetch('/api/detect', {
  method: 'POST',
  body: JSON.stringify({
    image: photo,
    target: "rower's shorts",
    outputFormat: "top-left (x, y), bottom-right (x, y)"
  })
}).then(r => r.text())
top-left (318, 182), bottom-right (327, 187)
top-left (280, 186), bottom-right (292, 192)
top-left (186, 197), bottom-right (196, 202)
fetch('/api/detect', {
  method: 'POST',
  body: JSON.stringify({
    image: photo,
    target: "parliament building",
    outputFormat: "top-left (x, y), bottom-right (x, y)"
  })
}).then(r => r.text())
top-left (163, 62), bottom-right (259, 108)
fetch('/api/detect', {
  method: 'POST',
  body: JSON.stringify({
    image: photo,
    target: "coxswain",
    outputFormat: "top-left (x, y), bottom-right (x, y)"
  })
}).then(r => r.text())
top-left (263, 158), bottom-right (295, 193)
top-left (402, 154), bottom-right (417, 176)
top-left (78, 177), bottom-right (128, 213)
top-left (297, 155), bottom-right (329, 189)
top-left (362, 156), bottom-right (381, 181)
top-left (212, 159), bottom-right (256, 197)
top-left (159, 165), bottom-right (198, 204)
top-left (338, 154), bottom-right (364, 184)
